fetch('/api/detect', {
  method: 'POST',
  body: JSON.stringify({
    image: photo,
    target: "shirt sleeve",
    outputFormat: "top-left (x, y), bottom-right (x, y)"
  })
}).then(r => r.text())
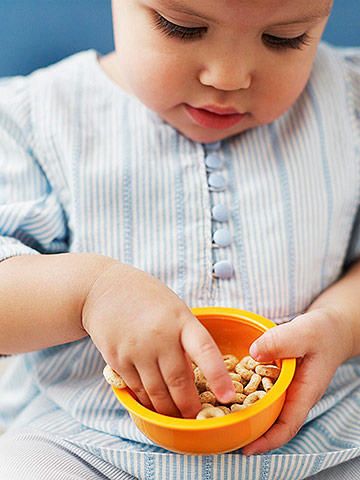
top-left (343, 48), bottom-right (360, 268)
top-left (0, 76), bottom-right (69, 262)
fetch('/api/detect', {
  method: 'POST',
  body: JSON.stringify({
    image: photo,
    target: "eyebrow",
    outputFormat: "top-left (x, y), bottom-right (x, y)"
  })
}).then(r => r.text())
top-left (272, 9), bottom-right (332, 26)
top-left (154, 0), bottom-right (332, 25)
top-left (155, 0), bottom-right (214, 21)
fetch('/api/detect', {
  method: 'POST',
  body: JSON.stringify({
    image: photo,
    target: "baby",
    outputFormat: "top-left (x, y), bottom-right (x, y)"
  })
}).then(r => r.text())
top-left (0, 0), bottom-right (359, 479)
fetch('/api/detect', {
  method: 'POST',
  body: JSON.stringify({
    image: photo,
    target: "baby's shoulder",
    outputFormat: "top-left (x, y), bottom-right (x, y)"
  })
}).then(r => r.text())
top-left (0, 50), bottom-right (101, 129)
top-left (1, 50), bottom-right (96, 96)
top-left (311, 43), bottom-right (360, 137)
top-left (29, 50), bottom-right (103, 113)
top-left (328, 43), bottom-right (360, 69)
top-left (314, 43), bottom-right (360, 97)
top-left (314, 42), bottom-right (360, 82)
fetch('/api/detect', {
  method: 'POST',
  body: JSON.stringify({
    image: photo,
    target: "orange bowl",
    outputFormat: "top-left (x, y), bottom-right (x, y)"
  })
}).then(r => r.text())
top-left (112, 307), bottom-right (296, 454)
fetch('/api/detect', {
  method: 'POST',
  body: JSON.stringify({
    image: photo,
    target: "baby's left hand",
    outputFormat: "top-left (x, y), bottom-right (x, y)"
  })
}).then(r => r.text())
top-left (242, 308), bottom-right (352, 456)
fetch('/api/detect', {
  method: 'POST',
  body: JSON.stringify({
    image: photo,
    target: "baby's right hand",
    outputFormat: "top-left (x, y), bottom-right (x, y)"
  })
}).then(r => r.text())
top-left (82, 262), bottom-right (235, 418)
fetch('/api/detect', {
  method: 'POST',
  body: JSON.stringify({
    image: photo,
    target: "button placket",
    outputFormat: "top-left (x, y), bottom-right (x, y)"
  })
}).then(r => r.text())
top-left (202, 142), bottom-right (234, 280)
top-left (212, 204), bottom-right (230, 222)
top-left (213, 228), bottom-right (232, 248)
top-left (205, 153), bottom-right (223, 172)
top-left (213, 260), bottom-right (234, 280)
top-left (208, 172), bottom-right (227, 192)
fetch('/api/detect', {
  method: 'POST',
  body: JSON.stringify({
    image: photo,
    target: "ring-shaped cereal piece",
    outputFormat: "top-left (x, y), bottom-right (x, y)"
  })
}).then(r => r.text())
top-left (103, 364), bottom-right (127, 389)
top-left (234, 365), bottom-right (253, 382)
top-left (232, 380), bottom-right (244, 393)
top-left (217, 406), bottom-right (231, 415)
top-left (199, 391), bottom-right (217, 405)
top-left (223, 354), bottom-right (239, 371)
top-left (243, 390), bottom-right (267, 405)
top-left (230, 403), bottom-right (248, 412)
top-left (228, 372), bottom-right (242, 383)
top-left (244, 373), bottom-right (262, 394)
top-left (196, 406), bottom-right (226, 420)
top-left (255, 364), bottom-right (280, 380)
top-left (261, 376), bottom-right (274, 392)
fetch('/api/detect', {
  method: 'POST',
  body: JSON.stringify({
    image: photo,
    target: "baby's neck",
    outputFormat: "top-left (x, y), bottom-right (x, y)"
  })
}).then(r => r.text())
top-left (98, 52), bottom-right (130, 95)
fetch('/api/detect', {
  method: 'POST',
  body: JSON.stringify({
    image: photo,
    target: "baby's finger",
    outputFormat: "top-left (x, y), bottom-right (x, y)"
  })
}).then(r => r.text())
top-left (158, 348), bottom-right (202, 419)
top-left (114, 362), bottom-right (153, 411)
top-left (184, 352), bottom-right (196, 376)
top-left (136, 359), bottom-right (180, 418)
top-left (242, 357), bottom-right (328, 455)
top-left (181, 319), bottom-right (235, 404)
top-left (249, 313), bottom-right (316, 362)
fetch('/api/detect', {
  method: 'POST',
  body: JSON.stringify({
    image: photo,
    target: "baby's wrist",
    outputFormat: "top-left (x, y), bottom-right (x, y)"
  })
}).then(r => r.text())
top-left (306, 305), bottom-right (353, 363)
top-left (79, 254), bottom-right (120, 334)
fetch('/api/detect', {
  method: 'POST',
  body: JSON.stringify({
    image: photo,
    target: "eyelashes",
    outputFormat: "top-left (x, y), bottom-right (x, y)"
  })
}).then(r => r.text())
top-left (153, 12), bottom-right (206, 40)
top-left (262, 33), bottom-right (311, 50)
top-left (152, 12), bottom-right (311, 50)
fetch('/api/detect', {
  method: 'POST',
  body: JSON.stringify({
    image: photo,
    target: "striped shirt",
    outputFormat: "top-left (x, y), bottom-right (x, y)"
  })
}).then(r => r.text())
top-left (0, 42), bottom-right (359, 479)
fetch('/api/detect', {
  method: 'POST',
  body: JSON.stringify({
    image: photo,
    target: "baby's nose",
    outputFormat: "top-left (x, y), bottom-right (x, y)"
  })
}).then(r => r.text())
top-left (198, 57), bottom-right (252, 92)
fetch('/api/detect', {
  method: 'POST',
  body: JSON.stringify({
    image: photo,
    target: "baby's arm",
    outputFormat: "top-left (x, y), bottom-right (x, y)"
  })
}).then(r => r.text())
top-left (307, 259), bottom-right (360, 358)
top-left (0, 253), bottom-right (235, 419)
top-left (0, 253), bottom-right (115, 354)
top-left (242, 259), bottom-right (360, 455)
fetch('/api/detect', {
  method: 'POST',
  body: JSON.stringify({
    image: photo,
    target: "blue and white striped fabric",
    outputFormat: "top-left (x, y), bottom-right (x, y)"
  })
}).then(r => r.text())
top-left (0, 42), bottom-right (359, 479)
top-left (0, 428), bottom-right (136, 480)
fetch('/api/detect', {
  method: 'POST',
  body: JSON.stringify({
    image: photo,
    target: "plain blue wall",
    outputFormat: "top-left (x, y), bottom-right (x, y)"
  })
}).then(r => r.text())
top-left (0, 0), bottom-right (359, 77)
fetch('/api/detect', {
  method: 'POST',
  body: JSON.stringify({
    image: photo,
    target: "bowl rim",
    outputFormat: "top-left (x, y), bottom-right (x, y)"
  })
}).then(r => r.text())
top-left (112, 307), bottom-right (296, 431)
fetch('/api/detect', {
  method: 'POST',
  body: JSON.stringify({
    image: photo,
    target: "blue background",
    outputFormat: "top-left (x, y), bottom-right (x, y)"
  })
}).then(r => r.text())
top-left (0, 0), bottom-right (359, 77)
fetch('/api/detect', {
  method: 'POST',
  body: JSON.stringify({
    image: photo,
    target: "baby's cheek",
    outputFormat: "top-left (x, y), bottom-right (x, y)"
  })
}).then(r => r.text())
top-left (254, 71), bottom-right (310, 125)
top-left (126, 57), bottom-right (185, 112)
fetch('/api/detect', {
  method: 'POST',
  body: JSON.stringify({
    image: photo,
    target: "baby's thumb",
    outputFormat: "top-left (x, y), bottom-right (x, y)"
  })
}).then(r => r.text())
top-left (249, 315), bottom-right (310, 361)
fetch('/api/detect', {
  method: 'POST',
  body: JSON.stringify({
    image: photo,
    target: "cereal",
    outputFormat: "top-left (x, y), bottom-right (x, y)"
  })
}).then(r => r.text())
top-left (103, 364), bottom-right (127, 389)
top-left (234, 365), bottom-right (253, 383)
top-left (217, 406), bottom-right (231, 415)
top-left (255, 364), bottom-right (280, 380)
top-left (222, 392), bottom-right (246, 405)
top-left (228, 372), bottom-right (242, 383)
top-left (103, 352), bottom-right (280, 420)
top-left (231, 403), bottom-right (248, 412)
top-left (261, 376), bottom-right (274, 392)
top-left (196, 406), bottom-right (226, 420)
top-left (223, 354), bottom-right (239, 371)
top-left (239, 355), bottom-right (260, 371)
top-left (194, 367), bottom-right (207, 393)
top-left (243, 373), bottom-right (262, 394)
top-left (232, 380), bottom-right (244, 393)
top-left (237, 355), bottom-right (251, 369)
top-left (199, 391), bottom-right (216, 405)
top-left (243, 390), bottom-right (267, 405)
top-left (232, 393), bottom-right (247, 404)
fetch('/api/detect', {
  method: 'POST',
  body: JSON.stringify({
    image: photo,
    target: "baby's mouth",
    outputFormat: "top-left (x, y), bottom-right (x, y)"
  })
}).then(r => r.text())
top-left (184, 104), bottom-right (248, 130)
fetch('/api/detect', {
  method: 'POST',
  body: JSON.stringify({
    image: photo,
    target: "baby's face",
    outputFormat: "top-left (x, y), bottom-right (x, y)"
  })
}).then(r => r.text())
top-left (110, 0), bottom-right (332, 143)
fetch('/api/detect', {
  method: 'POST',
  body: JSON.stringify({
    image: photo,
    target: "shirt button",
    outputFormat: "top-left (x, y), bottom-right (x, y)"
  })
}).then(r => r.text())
top-left (213, 260), bottom-right (234, 279)
top-left (203, 141), bottom-right (221, 152)
top-left (208, 173), bottom-right (226, 191)
top-left (212, 204), bottom-right (230, 222)
top-left (205, 153), bottom-right (223, 172)
top-left (213, 228), bottom-right (232, 247)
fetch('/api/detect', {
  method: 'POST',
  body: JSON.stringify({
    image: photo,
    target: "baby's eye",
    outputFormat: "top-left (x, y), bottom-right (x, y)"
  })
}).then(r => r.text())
top-left (263, 33), bottom-right (311, 50)
top-left (153, 12), bottom-right (207, 41)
